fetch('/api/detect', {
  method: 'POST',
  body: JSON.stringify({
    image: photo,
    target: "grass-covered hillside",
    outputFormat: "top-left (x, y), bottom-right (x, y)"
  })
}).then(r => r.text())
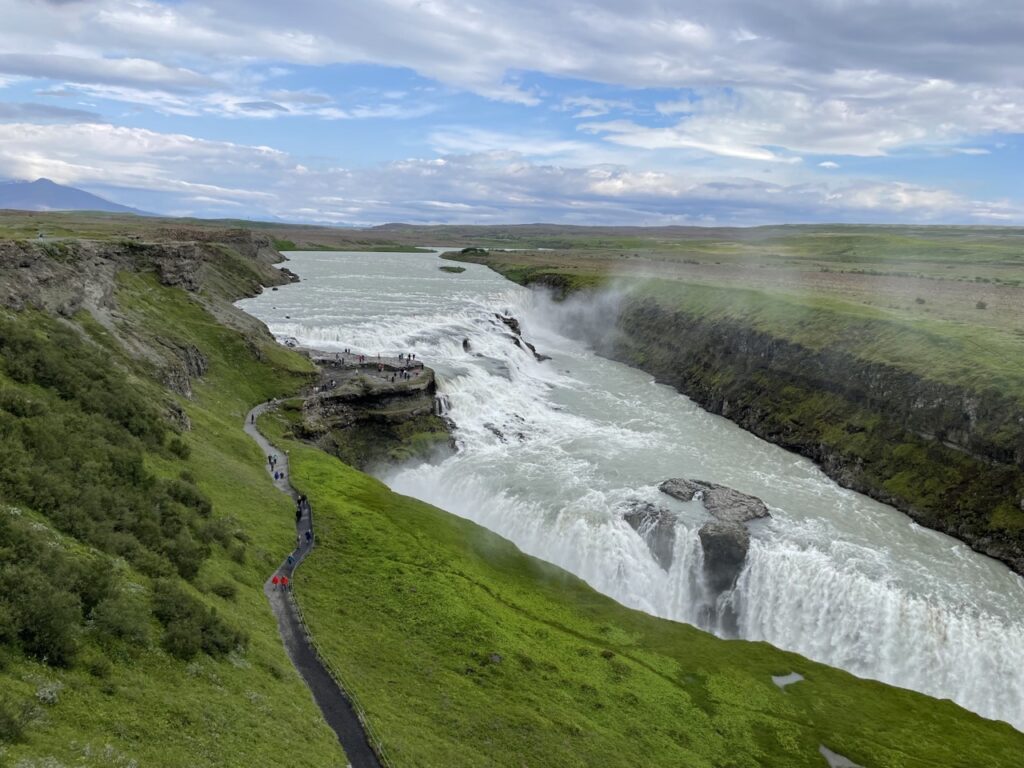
top-left (3, 214), bottom-right (1023, 767)
top-left (0, 232), bottom-right (346, 766)
top-left (257, 409), bottom-right (1024, 768)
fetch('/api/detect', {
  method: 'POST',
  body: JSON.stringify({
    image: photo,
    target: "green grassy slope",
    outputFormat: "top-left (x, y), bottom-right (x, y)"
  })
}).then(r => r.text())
top-left (0, 255), bottom-right (345, 765)
top-left (257, 413), bottom-right (1024, 768)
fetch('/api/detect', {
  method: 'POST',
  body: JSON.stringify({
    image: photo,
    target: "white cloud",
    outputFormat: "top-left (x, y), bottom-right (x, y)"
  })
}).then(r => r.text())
top-left (0, 0), bottom-right (1019, 162)
top-left (579, 119), bottom-right (799, 163)
top-left (0, 53), bottom-right (213, 90)
top-left (559, 96), bottom-right (634, 118)
top-left (0, 122), bottom-right (1016, 225)
top-left (593, 83), bottom-right (1024, 158)
top-left (0, 0), bottom-right (1018, 221)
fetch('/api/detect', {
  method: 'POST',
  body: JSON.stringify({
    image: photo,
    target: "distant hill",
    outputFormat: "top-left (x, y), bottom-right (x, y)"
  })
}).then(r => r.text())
top-left (0, 178), bottom-right (147, 214)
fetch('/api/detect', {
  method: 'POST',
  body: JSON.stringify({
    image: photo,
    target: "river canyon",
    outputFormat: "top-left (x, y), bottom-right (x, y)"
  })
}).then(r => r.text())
top-left (239, 249), bottom-right (1024, 733)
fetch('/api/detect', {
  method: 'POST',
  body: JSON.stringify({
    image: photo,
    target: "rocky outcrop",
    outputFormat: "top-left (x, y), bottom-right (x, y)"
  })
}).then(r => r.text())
top-left (622, 502), bottom-right (676, 571)
top-left (658, 478), bottom-right (767, 595)
top-left (497, 314), bottom-right (522, 336)
top-left (659, 479), bottom-right (769, 524)
top-left (495, 313), bottom-right (550, 362)
top-left (161, 341), bottom-right (210, 398)
top-left (698, 521), bottom-right (750, 593)
top-left (300, 358), bottom-right (453, 469)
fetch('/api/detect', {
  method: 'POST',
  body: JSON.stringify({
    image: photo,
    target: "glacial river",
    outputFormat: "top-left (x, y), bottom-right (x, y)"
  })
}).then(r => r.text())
top-left (239, 249), bottom-right (1024, 732)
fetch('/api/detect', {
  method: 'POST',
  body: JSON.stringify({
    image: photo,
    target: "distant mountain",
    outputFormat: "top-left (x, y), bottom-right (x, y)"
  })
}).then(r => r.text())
top-left (0, 178), bottom-right (147, 214)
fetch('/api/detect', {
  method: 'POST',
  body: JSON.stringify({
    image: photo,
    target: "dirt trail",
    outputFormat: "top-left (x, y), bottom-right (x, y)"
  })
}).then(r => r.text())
top-left (245, 401), bottom-right (383, 768)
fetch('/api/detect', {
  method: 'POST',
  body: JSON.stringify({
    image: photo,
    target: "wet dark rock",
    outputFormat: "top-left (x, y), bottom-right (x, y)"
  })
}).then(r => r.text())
top-left (496, 313), bottom-right (521, 335)
top-left (623, 502), bottom-right (676, 571)
top-left (698, 520), bottom-right (750, 593)
top-left (659, 478), bottom-right (769, 523)
top-left (495, 314), bottom-right (548, 362)
top-left (522, 338), bottom-right (551, 362)
top-left (463, 337), bottom-right (471, 352)
top-left (483, 422), bottom-right (507, 442)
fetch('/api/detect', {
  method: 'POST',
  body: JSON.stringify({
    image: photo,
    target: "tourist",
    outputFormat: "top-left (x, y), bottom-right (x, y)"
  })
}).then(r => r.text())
top-left (272, 574), bottom-right (280, 589)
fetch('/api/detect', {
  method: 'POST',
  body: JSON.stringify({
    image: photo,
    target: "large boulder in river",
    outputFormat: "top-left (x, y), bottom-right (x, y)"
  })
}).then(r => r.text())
top-left (623, 502), bottom-right (676, 571)
top-left (698, 521), bottom-right (750, 593)
top-left (659, 478), bottom-right (769, 523)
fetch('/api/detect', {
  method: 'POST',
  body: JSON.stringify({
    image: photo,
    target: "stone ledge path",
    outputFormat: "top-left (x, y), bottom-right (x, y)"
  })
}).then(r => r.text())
top-left (244, 401), bottom-right (383, 768)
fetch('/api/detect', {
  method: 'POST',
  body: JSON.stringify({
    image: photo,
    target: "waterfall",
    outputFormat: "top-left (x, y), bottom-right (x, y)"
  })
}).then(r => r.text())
top-left (435, 393), bottom-right (451, 417)
top-left (238, 249), bottom-right (1024, 732)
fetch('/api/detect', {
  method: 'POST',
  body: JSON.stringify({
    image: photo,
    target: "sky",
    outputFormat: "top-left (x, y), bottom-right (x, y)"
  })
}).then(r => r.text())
top-left (0, 0), bottom-right (1021, 225)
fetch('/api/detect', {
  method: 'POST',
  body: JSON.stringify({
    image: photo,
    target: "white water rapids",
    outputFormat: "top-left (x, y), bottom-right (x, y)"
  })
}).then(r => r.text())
top-left (239, 249), bottom-right (1024, 731)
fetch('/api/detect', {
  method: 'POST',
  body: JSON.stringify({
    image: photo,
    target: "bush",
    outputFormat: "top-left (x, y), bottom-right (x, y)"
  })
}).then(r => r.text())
top-left (210, 581), bottom-right (238, 601)
top-left (93, 590), bottom-right (151, 646)
top-left (168, 436), bottom-right (191, 459)
top-left (162, 619), bottom-right (203, 661)
top-left (13, 579), bottom-right (81, 666)
top-left (83, 651), bottom-right (113, 679)
top-left (164, 479), bottom-right (213, 517)
top-left (976, 300), bottom-right (988, 310)
top-left (163, 529), bottom-right (210, 581)
top-left (204, 517), bottom-right (234, 548)
top-left (0, 695), bottom-right (32, 744)
top-left (153, 580), bottom-right (245, 660)
top-left (227, 542), bottom-right (247, 565)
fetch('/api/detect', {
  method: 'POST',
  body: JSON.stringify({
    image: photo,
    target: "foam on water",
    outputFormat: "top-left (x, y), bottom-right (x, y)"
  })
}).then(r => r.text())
top-left (239, 249), bottom-right (1024, 731)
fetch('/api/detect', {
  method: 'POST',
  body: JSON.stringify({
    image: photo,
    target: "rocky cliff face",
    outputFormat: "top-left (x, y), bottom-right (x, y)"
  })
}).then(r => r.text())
top-left (298, 359), bottom-right (452, 469)
top-left (0, 232), bottom-right (293, 402)
top-left (605, 297), bottom-right (1024, 574)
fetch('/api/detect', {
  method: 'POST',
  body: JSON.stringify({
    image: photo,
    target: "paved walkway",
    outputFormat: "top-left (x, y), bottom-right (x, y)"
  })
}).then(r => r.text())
top-left (245, 401), bottom-right (382, 768)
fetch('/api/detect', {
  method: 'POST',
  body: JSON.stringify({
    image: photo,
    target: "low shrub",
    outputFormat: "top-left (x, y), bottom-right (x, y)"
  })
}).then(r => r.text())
top-left (210, 581), bottom-right (238, 601)
top-left (0, 695), bottom-right (32, 744)
top-left (92, 589), bottom-right (151, 646)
